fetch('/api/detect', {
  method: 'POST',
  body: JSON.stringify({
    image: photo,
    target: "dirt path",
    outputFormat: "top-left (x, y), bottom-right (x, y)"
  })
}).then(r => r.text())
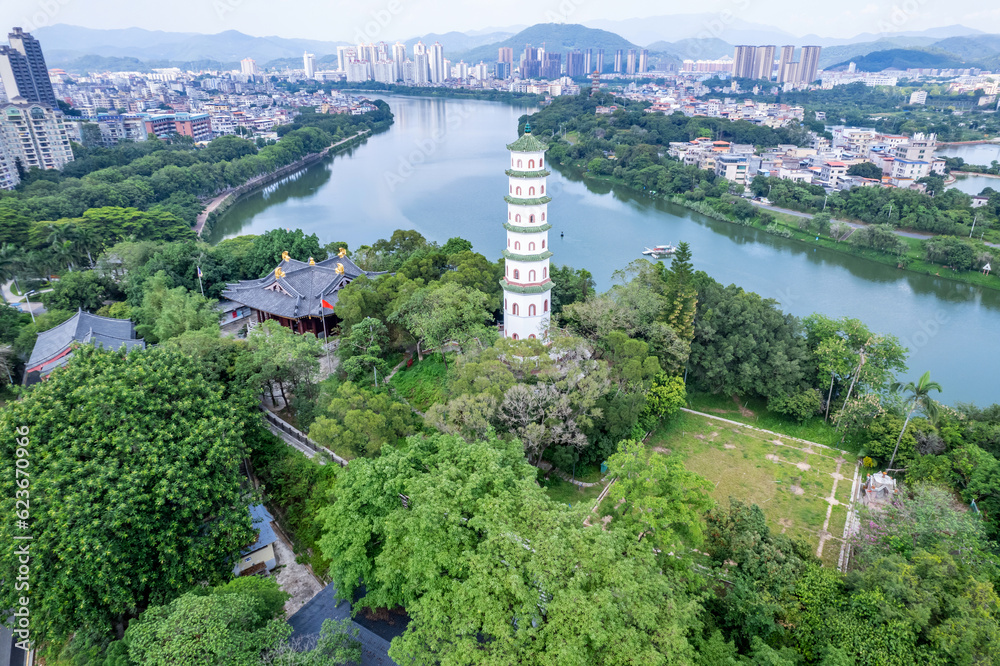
top-left (815, 457), bottom-right (845, 560)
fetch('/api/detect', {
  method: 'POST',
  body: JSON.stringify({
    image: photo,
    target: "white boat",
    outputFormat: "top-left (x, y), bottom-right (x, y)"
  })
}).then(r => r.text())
top-left (642, 244), bottom-right (677, 257)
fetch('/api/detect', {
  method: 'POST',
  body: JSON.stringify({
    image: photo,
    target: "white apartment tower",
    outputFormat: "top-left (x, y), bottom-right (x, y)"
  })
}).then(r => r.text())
top-left (502, 123), bottom-right (552, 341)
top-left (303, 51), bottom-right (316, 78)
top-left (391, 42), bottom-right (406, 82)
top-left (429, 42), bottom-right (446, 83)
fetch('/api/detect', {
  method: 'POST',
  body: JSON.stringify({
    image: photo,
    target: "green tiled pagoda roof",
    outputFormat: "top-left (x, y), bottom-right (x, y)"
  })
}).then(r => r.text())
top-left (504, 222), bottom-right (552, 233)
top-left (502, 249), bottom-right (554, 262)
top-left (506, 130), bottom-right (548, 153)
top-left (505, 169), bottom-right (551, 178)
top-left (499, 278), bottom-right (554, 294)
top-left (504, 195), bottom-right (552, 206)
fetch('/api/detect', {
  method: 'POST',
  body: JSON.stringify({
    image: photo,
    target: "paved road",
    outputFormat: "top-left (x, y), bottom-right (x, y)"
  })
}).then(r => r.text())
top-left (2, 279), bottom-right (47, 316)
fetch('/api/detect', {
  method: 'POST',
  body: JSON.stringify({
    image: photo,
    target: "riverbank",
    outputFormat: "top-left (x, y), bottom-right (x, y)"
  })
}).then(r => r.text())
top-left (330, 83), bottom-right (544, 106)
top-left (197, 130), bottom-right (370, 237)
top-left (558, 161), bottom-right (1000, 293)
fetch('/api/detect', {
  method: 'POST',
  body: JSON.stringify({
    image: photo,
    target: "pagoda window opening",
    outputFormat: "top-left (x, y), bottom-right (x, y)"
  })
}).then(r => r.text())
top-left (529, 214), bottom-right (535, 223)
top-left (515, 214), bottom-right (521, 222)
top-left (529, 159), bottom-right (535, 168)
top-left (512, 333), bottom-right (519, 340)
top-left (507, 238), bottom-right (510, 247)
top-left (509, 185), bottom-right (513, 193)
top-left (541, 185), bottom-right (545, 194)
top-left (529, 334), bottom-right (536, 339)
top-left (541, 240), bottom-right (546, 248)
top-left (513, 269), bottom-right (520, 279)
top-left (541, 212), bottom-right (545, 221)
top-left (544, 299), bottom-right (549, 312)
top-left (529, 304), bottom-right (536, 316)
top-left (515, 241), bottom-right (521, 250)
top-left (529, 269), bottom-right (536, 281)
top-left (517, 159), bottom-right (523, 167)
top-left (528, 242), bottom-right (535, 251)
top-left (543, 267), bottom-right (547, 278)
top-left (504, 298), bottom-right (507, 310)
top-left (540, 158), bottom-right (544, 167)
top-left (516, 186), bottom-right (522, 195)
top-left (512, 303), bottom-right (519, 315)
top-left (529, 187), bottom-right (535, 195)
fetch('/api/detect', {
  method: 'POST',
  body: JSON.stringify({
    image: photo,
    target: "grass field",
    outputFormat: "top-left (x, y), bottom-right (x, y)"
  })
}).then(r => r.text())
top-left (389, 353), bottom-right (451, 411)
top-left (649, 411), bottom-right (858, 568)
top-left (686, 391), bottom-right (846, 449)
top-left (541, 475), bottom-right (604, 506)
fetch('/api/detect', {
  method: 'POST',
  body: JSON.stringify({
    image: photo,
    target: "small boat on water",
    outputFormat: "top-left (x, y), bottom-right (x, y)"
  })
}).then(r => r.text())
top-left (642, 244), bottom-right (677, 257)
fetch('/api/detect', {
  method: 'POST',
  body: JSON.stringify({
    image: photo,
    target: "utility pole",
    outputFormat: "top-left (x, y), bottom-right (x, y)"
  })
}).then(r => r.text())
top-left (970, 215), bottom-right (978, 238)
top-left (23, 290), bottom-right (35, 323)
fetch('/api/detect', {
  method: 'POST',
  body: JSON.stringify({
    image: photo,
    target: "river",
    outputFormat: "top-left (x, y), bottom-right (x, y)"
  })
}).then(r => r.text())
top-left (210, 96), bottom-right (999, 405)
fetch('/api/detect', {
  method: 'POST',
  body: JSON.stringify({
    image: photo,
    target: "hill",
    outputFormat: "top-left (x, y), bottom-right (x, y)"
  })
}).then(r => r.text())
top-left (404, 31), bottom-right (513, 54)
top-left (647, 38), bottom-right (733, 60)
top-left (35, 24), bottom-right (347, 66)
top-left (829, 48), bottom-right (986, 72)
top-left (452, 23), bottom-right (637, 67)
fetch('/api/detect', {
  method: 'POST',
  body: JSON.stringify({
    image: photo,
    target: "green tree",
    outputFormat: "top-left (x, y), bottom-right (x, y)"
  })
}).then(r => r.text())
top-left (42, 269), bottom-right (119, 311)
top-left (0, 346), bottom-right (257, 641)
top-left (244, 229), bottom-right (326, 278)
top-left (338, 316), bottom-right (390, 385)
top-left (124, 589), bottom-right (290, 666)
top-left (663, 241), bottom-right (698, 343)
top-left (390, 281), bottom-right (496, 360)
top-left (309, 381), bottom-right (419, 457)
top-left (132, 271), bottom-right (218, 343)
top-left (847, 162), bottom-right (885, 180)
top-left (887, 371), bottom-right (942, 469)
top-left (238, 319), bottom-right (322, 408)
top-left (318, 432), bottom-right (702, 665)
top-left (605, 439), bottom-right (713, 558)
top-left (645, 373), bottom-right (687, 420)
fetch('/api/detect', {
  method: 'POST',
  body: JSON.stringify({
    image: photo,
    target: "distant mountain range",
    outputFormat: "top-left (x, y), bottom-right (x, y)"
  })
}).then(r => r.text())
top-left (29, 21), bottom-right (1000, 75)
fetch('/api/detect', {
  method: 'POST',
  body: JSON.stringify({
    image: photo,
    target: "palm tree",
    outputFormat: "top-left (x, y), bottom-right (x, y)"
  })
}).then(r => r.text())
top-left (75, 227), bottom-right (101, 268)
top-left (0, 243), bottom-right (23, 293)
top-left (887, 371), bottom-right (942, 471)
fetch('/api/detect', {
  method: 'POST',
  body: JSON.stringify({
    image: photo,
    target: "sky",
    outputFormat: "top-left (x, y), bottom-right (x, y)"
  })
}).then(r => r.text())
top-left (1, 0), bottom-right (999, 42)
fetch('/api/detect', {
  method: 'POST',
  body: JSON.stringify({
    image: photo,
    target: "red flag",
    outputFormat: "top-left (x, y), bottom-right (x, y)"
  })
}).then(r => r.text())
top-left (321, 299), bottom-right (334, 310)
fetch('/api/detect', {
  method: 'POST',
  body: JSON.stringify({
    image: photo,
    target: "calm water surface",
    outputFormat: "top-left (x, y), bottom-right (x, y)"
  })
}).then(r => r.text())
top-left (211, 96), bottom-right (1000, 405)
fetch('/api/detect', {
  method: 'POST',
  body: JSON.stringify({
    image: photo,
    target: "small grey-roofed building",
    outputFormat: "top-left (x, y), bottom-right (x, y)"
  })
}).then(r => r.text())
top-left (234, 504), bottom-right (278, 576)
top-left (23, 309), bottom-right (145, 386)
top-left (288, 585), bottom-right (400, 666)
top-left (0, 618), bottom-right (27, 666)
top-left (221, 251), bottom-right (383, 336)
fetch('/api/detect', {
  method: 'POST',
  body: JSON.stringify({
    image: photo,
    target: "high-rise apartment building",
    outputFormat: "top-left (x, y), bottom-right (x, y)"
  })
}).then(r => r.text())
top-left (752, 45), bottom-right (774, 80)
top-left (583, 49), bottom-right (592, 75)
top-left (498, 47), bottom-right (513, 63)
top-left (595, 49), bottom-right (605, 74)
top-left (798, 46), bottom-right (821, 84)
top-left (0, 28), bottom-right (56, 107)
top-left (638, 49), bottom-right (649, 74)
top-left (626, 49), bottom-right (636, 75)
top-left (336, 46), bottom-right (353, 71)
top-left (495, 61), bottom-right (512, 79)
top-left (302, 51), bottom-right (316, 78)
top-left (520, 45), bottom-right (541, 78)
top-left (240, 58), bottom-right (259, 76)
top-left (566, 50), bottom-right (585, 77)
top-left (429, 42), bottom-right (445, 83)
top-left (732, 45), bottom-right (756, 78)
top-left (777, 45), bottom-right (795, 83)
top-left (614, 49), bottom-right (623, 74)
top-left (0, 99), bottom-right (74, 173)
top-left (392, 42), bottom-right (406, 82)
top-left (541, 52), bottom-right (562, 79)
top-left (0, 141), bottom-right (17, 189)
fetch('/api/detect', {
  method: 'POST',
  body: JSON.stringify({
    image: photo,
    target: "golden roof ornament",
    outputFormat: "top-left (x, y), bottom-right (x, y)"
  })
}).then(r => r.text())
top-left (309, 257), bottom-right (316, 265)
top-left (274, 267), bottom-right (286, 278)
top-left (338, 246), bottom-right (347, 258)
top-left (335, 263), bottom-right (345, 275)
top-left (281, 251), bottom-right (290, 262)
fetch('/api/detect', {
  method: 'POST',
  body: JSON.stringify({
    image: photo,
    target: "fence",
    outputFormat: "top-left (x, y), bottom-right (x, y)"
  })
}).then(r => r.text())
top-left (259, 407), bottom-right (350, 467)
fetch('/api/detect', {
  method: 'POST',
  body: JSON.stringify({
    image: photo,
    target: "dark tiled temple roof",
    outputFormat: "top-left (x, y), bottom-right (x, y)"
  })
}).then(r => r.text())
top-left (26, 310), bottom-right (144, 370)
top-left (222, 255), bottom-right (381, 320)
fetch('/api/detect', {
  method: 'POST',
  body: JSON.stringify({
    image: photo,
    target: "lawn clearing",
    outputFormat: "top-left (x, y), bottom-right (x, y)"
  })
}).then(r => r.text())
top-left (687, 391), bottom-right (844, 448)
top-left (649, 411), bottom-right (856, 565)
top-left (389, 353), bottom-right (450, 411)
top-left (541, 475), bottom-right (604, 506)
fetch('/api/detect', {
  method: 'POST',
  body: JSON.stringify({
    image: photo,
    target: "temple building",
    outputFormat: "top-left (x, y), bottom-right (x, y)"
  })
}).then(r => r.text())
top-left (23, 309), bottom-right (145, 385)
top-left (221, 249), bottom-right (381, 336)
top-left (501, 122), bottom-right (553, 340)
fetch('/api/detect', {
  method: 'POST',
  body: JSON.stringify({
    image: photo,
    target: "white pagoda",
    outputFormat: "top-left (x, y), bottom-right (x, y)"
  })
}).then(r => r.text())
top-left (501, 122), bottom-right (552, 340)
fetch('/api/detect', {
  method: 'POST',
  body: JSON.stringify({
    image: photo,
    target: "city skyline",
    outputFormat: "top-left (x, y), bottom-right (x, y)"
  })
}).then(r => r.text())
top-left (2, 2), bottom-right (1000, 44)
